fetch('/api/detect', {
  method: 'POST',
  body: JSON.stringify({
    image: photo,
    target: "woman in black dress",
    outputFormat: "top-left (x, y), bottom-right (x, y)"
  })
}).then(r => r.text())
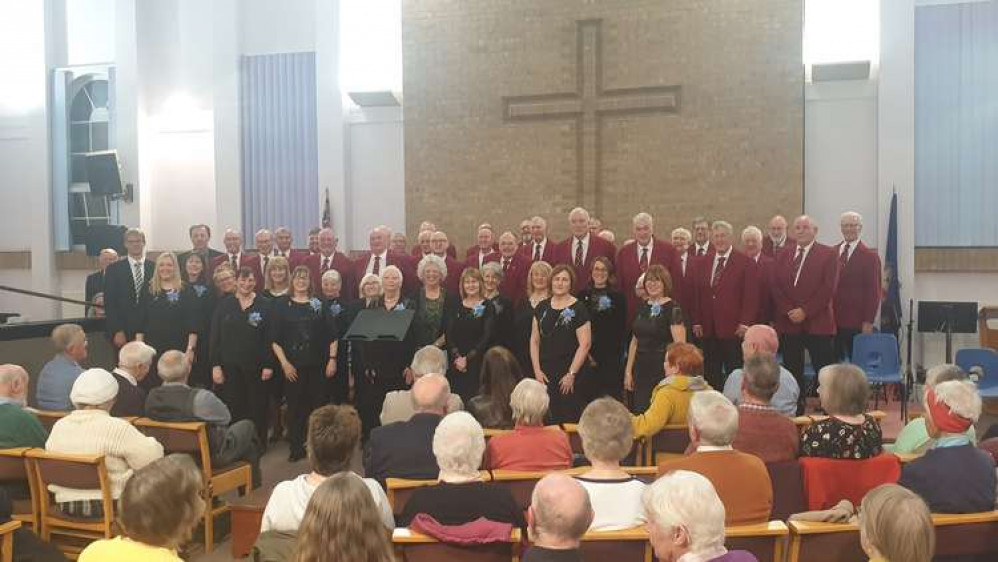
top-left (210, 267), bottom-right (273, 444)
top-left (511, 261), bottom-right (552, 377)
top-left (445, 268), bottom-right (495, 403)
top-left (261, 256), bottom-right (291, 443)
top-left (262, 256), bottom-right (291, 300)
top-left (182, 252), bottom-right (213, 388)
top-left (136, 252), bottom-right (197, 389)
top-left (530, 265), bottom-right (592, 424)
top-left (624, 264), bottom-right (686, 413)
top-left (579, 256), bottom-right (627, 401)
top-left (320, 268), bottom-right (351, 405)
top-left (482, 261), bottom-right (514, 351)
top-left (409, 255), bottom-right (456, 382)
top-left (270, 266), bottom-right (329, 461)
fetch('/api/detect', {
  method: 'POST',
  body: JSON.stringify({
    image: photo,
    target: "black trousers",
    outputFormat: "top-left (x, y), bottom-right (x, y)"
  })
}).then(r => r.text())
top-left (780, 333), bottom-right (836, 415)
top-left (834, 327), bottom-right (861, 362)
top-left (284, 364), bottom-right (329, 456)
top-left (220, 364), bottom-right (268, 444)
top-left (702, 337), bottom-right (743, 390)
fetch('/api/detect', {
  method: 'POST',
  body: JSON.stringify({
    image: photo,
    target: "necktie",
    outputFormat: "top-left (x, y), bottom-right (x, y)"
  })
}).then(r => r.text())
top-left (230, 255), bottom-right (238, 270)
top-left (792, 247), bottom-right (805, 286)
top-left (697, 247), bottom-right (705, 257)
top-left (533, 243), bottom-right (541, 262)
top-left (373, 255), bottom-right (381, 275)
top-left (502, 257), bottom-right (510, 272)
top-left (574, 238), bottom-right (584, 269)
top-left (840, 243), bottom-right (851, 267)
top-left (263, 256), bottom-right (269, 271)
top-left (639, 247), bottom-right (649, 272)
top-left (322, 257), bottom-right (331, 271)
top-left (711, 256), bottom-right (726, 289)
top-left (132, 262), bottom-right (143, 302)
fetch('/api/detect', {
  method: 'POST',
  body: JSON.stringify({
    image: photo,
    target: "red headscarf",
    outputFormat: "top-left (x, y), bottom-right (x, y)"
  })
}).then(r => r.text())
top-left (926, 387), bottom-right (973, 434)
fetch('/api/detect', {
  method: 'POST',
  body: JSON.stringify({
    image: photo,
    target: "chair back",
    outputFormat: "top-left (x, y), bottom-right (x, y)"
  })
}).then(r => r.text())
top-left (579, 528), bottom-right (653, 562)
top-left (25, 449), bottom-right (115, 546)
top-left (30, 452), bottom-right (106, 490)
top-left (649, 424), bottom-right (690, 464)
top-left (1, 520), bottom-right (22, 562)
top-left (622, 466), bottom-right (658, 483)
top-left (387, 478), bottom-right (453, 517)
top-left (132, 418), bottom-right (210, 470)
top-left (799, 454), bottom-right (901, 511)
top-left (767, 460), bottom-right (806, 521)
top-left (0, 448), bottom-right (37, 529)
top-left (850, 333), bottom-right (901, 379)
top-left (787, 521), bottom-right (864, 562)
top-left (726, 521), bottom-right (789, 562)
top-left (32, 411), bottom-right (67, 433)
top-left (956, 348), bottom-right (998, 391)
top-left (0, 448), bottom-right (30, 482)
top-left (933, 511), bottom-right (998, 561)
top-left (488, 471), bottom-right (546, 512)
top-left (393, 528), bottom-right (521, 562)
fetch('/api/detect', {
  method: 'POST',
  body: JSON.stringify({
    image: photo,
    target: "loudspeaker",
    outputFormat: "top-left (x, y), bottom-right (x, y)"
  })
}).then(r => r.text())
top-left (83, 224), bottom-right (127, 256)
top-left (85, 150), bottom-right (124, 196)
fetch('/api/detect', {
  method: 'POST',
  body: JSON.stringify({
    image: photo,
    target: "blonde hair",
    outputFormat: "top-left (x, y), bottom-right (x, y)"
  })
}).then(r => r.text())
top-left (293, 473), bottom-right (394, 562)
top-left (149, 252), bottom-right (185, 295)
top-left (459, 267), bottom-right (485, 299)
top-left (526, 261), bottom-right (553, 300)
top-left (264, 255), bottom-right (290, 292)
top-left (860, 484), bottom-right (934, 562)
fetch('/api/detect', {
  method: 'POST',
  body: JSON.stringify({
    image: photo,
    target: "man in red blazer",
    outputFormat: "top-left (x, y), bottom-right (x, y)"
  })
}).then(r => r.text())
top-left (771, 215), bottom-right (839, 414)
top-left (553, 207), bottom-right (616, 293)
top-left (690, 216), bottom-right (712, 258)
top-left (465, 225), bottom-right (499, 269)
top-left (430, 231), bottom-right (463, 294)
top-left (211, 229), bottom-right (262, 287)
top-left (762, 215), bottom-right (795, 259)
top-left (303, 228), bottom-right (356, 300)
top-left (617, 212), bottom-right (680, 326)
top-left (520, 216), bottom-right (558, 264)
top-left (741, 225), bottom-right (775, 324)
top-left (274, 226), bottom-right (309, 267)
top-left (354, 226), bottom-right (417, 294)
top-left (691, 221), bottom-right (759, 388)
top-left (410, 221), bottom-right (457, 259)
top-left (833, 212), bottom-right (882, 361)
top-left (489, 231), bottom-right (529, 303)
top-left (670, 227), bottom-right (697, 324)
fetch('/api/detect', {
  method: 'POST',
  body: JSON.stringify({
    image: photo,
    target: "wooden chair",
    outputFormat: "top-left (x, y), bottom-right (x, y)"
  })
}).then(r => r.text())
top-left (766, 460), bottom-right (806, 521)
top-left (647, 424), bottom-right (690, 465)
top-left (228, 483), bottom-right (275, 559)
top-left (25, 449), bottom-right (115, 559)
top-left (30, 410), bottom-right (68, 433)
top-left (621, 466), bottom-right (658, 483)
top-left (393, 528), bottom-right (521, 562)
top-left (786, 520), bottom-right (864, 562)
top-left (0, 448), bottom-right (38, 530)
top-left (386, 472), bottom-right (494, 517)
top-left (792, 410), bottom-right (887, 433)
top-left (0, 520), bottom-right (22, 562)
top-left (579, 527), bottom-right (653, 562)
top-left (132, 418), bottom-right (252, 553)
top-left (932, 510), bottom-right (998, 561)
top-left (726, 521), bottom-right (789, 562)
top-left (489, 470), bottom-right (548, 512)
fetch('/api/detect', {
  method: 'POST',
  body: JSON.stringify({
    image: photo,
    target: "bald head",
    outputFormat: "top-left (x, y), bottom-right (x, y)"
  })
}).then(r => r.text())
top-left (793, 215), bottom-right (817, 246)
top-left (530, 474), bottom-right (593, 546)
top-left (412, 373), bottom-right (451, 415)
top-left (742, 324), bottom-right (779, 359)
top-left (0, 364), bottom-right (29, 402)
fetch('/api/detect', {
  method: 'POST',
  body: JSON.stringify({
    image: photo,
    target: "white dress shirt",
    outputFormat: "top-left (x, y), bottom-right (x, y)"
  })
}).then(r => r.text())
top-left (573, 234), bottom-right (591, 263)
top-left (365, 250), bottom-right (389, 276)
top-left (636, 241), bottom-right (653, 263)
top-left (792, 242), bottom-right (815, 286)
top-left (693, 242), bottom-right (710, 256)
top-left (839, 239), bottom-right (858, 260)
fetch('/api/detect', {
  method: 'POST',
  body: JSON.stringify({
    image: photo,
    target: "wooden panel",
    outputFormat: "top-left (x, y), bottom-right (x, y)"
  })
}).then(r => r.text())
top-left (0, 252), bottom-right (30, 269)
top-left (915, 248), bottom-right (998, 272)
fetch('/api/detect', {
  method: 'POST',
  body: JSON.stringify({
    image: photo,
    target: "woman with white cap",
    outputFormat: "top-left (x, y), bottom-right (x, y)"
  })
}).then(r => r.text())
top-left (45, 368), bottom-right (164, 518)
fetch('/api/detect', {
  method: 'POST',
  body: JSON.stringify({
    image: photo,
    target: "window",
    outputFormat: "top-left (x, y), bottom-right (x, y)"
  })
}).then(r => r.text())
top-left (804, 0), bottom-right (880, 67)
top-left (340, 0), bottom-right (402, 94)
top-left (68, 78), bottom-right (112, 245)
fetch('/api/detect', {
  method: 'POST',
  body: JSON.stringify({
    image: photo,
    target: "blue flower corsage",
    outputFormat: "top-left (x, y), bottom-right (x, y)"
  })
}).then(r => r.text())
top-left (166, 290), bottom-right (180, 304)
top-left (248, 311), bottom-right (263, 327)
top-left (328, 302), bottom-right (343, 317)
top-left (309, 298), bottom-right (322, 313)
top-left (596, 295), bottom-right (612, 311)
top-left (394, 302), bottom-right (406, 311)
top-left (650, 303), bottom-right (662, 318)
top-left (558, 307), bottom-right (576, 327)
top-left (193, 284), bottom-right (208, 298)
top-left (472, 303), bottom-right (486, 318)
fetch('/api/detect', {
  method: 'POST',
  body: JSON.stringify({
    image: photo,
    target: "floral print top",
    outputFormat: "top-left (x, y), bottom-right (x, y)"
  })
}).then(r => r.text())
top-left (800, 414), bottom-right (883, 459)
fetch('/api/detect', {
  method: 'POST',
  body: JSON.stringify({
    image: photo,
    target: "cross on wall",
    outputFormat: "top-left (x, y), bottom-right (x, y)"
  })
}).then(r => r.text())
top-left (502, 18), bottom-right (682, 217)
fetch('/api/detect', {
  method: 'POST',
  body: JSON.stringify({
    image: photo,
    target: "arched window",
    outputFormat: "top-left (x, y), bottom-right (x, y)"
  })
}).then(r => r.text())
top-left (67, 77), bottom-right (112, 246)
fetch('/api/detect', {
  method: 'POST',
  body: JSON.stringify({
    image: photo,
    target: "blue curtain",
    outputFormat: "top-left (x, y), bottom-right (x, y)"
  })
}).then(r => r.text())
top-left (914, 1), bottom-right (998, 247)
top-left (240, 52), bottom-right (319, 246)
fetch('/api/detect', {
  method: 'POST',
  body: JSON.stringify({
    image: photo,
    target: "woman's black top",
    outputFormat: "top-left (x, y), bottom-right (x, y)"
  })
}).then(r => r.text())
top-left (269, 296), bottom-right (327, 368)
top-left (446, 299), bottom-right (496, 362)
top-left (579, 287), bottom-right (627, 362)
top-left (534, 298), bottom-right (591, 379)
top-left (139, 286), bottom-right (197, 353)
top-left (411, 288), bottom-right (457, 348)
top-left (355, 297), bottom-right (416, 387)
top-left (487, 294), bottom-right (515, 350)
top-left (466, 394), bottom-right (513, 429)
top-left (210, 294), bottom-right (273, 369)
top-left (631, 300), bottom-right (684, 354)
top-left (511, 299), bottom-right (541, 375)
top-left (187, 282), bottom-right (213, 335)
top-left (397, 481), bottom-right (526, 528)
top-left (322, 297), bottom-right (350, 347)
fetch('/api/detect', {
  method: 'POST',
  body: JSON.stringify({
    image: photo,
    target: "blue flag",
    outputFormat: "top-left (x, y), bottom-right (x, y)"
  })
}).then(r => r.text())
top-left (880, 190), bottom-right (901, 339)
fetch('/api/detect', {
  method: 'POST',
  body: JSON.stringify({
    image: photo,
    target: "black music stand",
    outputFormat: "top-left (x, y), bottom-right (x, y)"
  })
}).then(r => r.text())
top-left (344, 309), bottom-right (415, 341)
top-left (917, 301), bottom-right (978, 363)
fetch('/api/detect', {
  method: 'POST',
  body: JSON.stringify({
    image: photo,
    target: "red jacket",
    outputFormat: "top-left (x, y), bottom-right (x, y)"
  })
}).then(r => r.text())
top-left (211, 252), bottom-right (262, 288)
top-left (552, 235), bottom-right (616, 293)
top-left (771, 243), bottom-right (839, 336)
top-left (465, 248), bottom-right (500, 271)
top-left (616, 239), bottom-right (681, 326)
top-left (302, 252), bottom-right (357, 300)
top-left (353, 251), bottom-right (417, 294)
top-left (518, 238), bottom-right (558, 264)
top-left (412, 245), bottom-right (457, 259)
top-left (833, 241), bottom-right (882, 329)
top-left (487, 253), bottom-right (528, 304)
top-left (691, 250), bottom-right (759, 339)
top-left (762, 236), bottom-right (795, 259)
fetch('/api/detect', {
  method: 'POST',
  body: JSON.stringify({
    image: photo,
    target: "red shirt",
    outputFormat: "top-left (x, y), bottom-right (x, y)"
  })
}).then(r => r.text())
top-left (486, 426), bottom-right (572, 471)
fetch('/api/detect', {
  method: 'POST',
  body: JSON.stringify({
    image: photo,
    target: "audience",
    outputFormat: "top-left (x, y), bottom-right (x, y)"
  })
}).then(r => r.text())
top-left (486, 378), bottom-right (572, 470)
top-left (800, 364), bottom-right (882, 459)
top-left (144, 350), bottom-right (262, 488)
top-left (524, 474), bottom-right (594, 562)
top-left (859, 484), bottom-right (934, 562)
top-left (398, 411), bottom-right (525, 528)
top-left (890, 364), bottom-right (974, 455)
top-left (467, 346), bottom-right (521, 429)
top-left (899, 379), bottom-right (996, 513)
top-left (291, 473), bottom-right (395, 562)
top-left (78, 454), bottom-right (204, 562)
top-left (46, 368), bottom-right (163, 518)
top-left (644, 470), bottom-right (758, 562)
top-left (262, 405), bottom-right (393, 533)
top-left (0, 364), bottom-right (47, 448)
top-left (722, 325), bottom-right (800, 416)
top-left (365, 373), bottom-right (451, 486)
top-left (731, 355), bottom-right (799, 463)
top-left (658, 391), bottom-right (772, 525)
top-left (35, 324), bottom-right (87, 411)
top-left (110, 341), bottom-right (156, 417)
top-left (574, 398), bottom-right (646, 530)
top-left (632, 342), bottom-right (709, 440)
top-left (380, 346), bottom-right (463, 425)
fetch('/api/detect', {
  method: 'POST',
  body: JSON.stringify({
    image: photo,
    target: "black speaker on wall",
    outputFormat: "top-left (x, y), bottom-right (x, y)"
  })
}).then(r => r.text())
top-left (85, 150), bottom-right (124, 196)
top-left (83, 224), bottom-right (127, 256)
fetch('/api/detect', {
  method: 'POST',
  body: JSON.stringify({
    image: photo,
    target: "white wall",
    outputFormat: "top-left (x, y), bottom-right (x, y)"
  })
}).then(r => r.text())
top-left (240, 0), bottom-right (316, 55)
top-left (346, 107), bottom-right (404, 250)
top-left (66, 0), bottom-right (115, 65)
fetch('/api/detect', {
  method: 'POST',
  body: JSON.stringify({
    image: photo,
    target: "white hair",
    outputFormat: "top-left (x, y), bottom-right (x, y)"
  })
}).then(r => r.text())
top-left (0, 364), bottom-right (28, 387)
top-left (924, 364), bottom-right (967, 387)
top-left (633, 212), bottom-right (654, 228)
top-left (688, 391), bottom-right (738, 446)
top-left (531, 216), bottom-right (547, 229)
top-left (118, 341), bottom-right (157, 369)
top-left (598, 230), bottom-right (616, 243)
top-left (321, 269), bottom-right (342, 285)
top-left (711, 220), bottom-right (733, 235)
top-left (510, 378), bottom-right (550, 426)
top-left (432, 411), bottom-right (486, 478)
top-left (643, 470), bottom-right (726, 553)
top-left (932, 380), bottom-right (982, 422)
top-left (671, 227), bottom-right (691, 240)
top-left (569, 207), bottom-right (590, 221)
top-left (417, 254), bottom-right (448, 281)
top-left (481, 261), bottom-right (504, 281)
top-left (157, 350), bottom-right (190, 383)
top-left (410, 345), bottom-right (447, 377)
top-left (840, 211), bottom-right (863, 224)
top-left (741, 226), bottom-right (763, 242)
top-left (380, 265), bottom-right (404, 285)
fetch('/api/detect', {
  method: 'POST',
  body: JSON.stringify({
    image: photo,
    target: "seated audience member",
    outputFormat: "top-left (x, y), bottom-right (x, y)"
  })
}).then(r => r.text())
top-left (524, 474), bottom-right (594, 562)
top-left (890, 364), bottom-right (974, 454)
top-left (262, 405), bottom-right (393, 532)
top-left (0, 364), bottom-right (47, 448)
top-left (575, 398), bottom-right (646, 530)
top-left (658, 391), bottom-right (772, 525)
top-left (632, 342), bottom-right (709, 440)
top-left (380, 346), bottom-right (463, 425)
top-left (78, 454), bottom-right (204, 562)
top-left (46, 369), bottom-right (164, 518)
top-left (486, 378), bottom-right (572, 470)
top-left (144, 350), bottom-right (262, 488)
top-left (0, 488), bottom-right (67, 562)
top-left (644, 470), bottom-right (759, 562)
top-left (731, 355), bottom-right (799, 463)
top-left (800, 364), bottom-right (882, 459)
top-left (722, 325), bottom-right (800, 416)
top-left (292, 473), bottom-right (395, 562)
top-left (398, 412), bottom-right (525, 528)
top-left (859, 484), bottom-right (934, 562)
top-left (35, 324), bottom-right (87, 411)
top-left (467, 346), bottom-right (521, 429)
top-left (110, 341), bottom-right (156, 417)
top-left (365, 374), bottom-right (451, 486)
top-left (899, 380), bottom-right (996, 513)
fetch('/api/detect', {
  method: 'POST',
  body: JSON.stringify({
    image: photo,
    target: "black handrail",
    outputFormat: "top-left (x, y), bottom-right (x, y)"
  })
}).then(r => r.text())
top-left (0, 285), bottom-right (103, 309)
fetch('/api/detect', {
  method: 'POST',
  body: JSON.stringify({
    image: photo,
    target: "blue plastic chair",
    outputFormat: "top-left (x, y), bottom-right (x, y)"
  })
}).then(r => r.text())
top-left (850, 333), bottom-right (903, 412)
top-left (955, 347), bottom-right (998, 399)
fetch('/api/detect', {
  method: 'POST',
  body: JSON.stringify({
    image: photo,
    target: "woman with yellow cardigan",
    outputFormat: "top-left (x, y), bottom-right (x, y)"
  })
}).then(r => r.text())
top-left (631, 342), bottom-right (710, 440)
